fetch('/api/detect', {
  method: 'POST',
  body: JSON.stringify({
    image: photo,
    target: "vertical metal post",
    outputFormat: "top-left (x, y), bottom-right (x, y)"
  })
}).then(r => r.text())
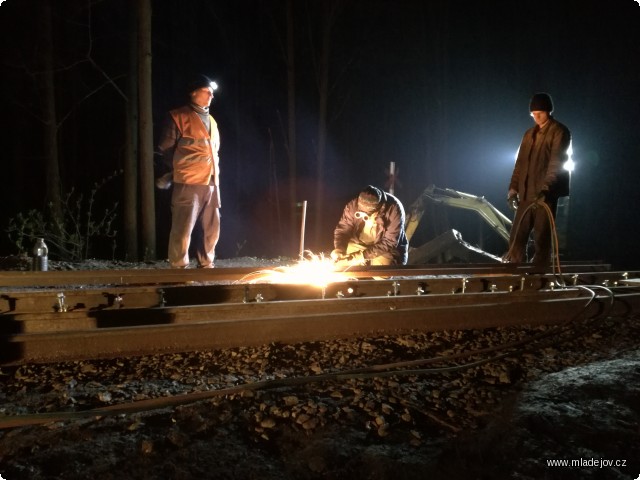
top-left (299, 200), bottom-right (307, 259)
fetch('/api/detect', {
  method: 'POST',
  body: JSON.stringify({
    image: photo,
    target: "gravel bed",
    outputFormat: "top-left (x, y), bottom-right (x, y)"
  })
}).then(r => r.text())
top-left (0, 256), bottom-right (639, 479)
top-left (1, 313), bottom-right (639, 479)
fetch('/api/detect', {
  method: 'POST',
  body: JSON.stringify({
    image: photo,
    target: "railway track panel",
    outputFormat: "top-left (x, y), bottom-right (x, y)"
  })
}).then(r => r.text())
top-left (1, 269), bottom-right (637, 315)
top-left (2, 274), bottom-right (639, 365)
top-left (1, 265), bottom-right (638, 364)
top-left (0, 261), bottom-right (614, 288)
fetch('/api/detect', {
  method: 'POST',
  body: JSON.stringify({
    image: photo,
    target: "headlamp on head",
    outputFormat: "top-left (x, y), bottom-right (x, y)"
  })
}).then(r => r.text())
top-left (187, 74), bottom-right (219, 95)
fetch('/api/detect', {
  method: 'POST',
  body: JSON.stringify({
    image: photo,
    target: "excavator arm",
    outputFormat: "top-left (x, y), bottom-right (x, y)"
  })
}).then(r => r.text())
top-left (405, 185), bottom-right (512, 243)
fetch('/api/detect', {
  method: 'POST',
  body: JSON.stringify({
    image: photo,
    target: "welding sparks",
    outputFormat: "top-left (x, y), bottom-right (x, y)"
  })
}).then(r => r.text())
top-left (238, 252), bottom-right (353, 288)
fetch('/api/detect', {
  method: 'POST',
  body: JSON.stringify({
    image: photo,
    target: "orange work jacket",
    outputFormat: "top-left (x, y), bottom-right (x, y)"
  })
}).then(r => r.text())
top-left (169, 106), bottom-right (220, 186)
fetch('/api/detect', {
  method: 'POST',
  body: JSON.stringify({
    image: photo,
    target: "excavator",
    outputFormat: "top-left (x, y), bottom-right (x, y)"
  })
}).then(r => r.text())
top-left (404, 185), bottom-right (513, 264)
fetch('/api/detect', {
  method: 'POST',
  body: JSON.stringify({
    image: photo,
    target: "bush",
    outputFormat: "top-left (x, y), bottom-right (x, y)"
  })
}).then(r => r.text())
top-left (6, 172), bottom-right (120, 261)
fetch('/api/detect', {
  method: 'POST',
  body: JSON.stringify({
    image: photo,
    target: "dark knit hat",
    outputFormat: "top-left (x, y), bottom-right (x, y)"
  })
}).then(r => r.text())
top-left (187, 74), bottom-right (217, 94)
top-left (529, 93), bottom-right (553, 112)
top-left (357, 185), bottom-right (382, 213)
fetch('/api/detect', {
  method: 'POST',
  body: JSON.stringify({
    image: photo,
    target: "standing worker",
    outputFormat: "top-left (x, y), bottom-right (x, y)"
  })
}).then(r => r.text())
top-left (504, 92), bottom-right (571, 266)
top-left (331, 185), bottom-right (408, 267)
top-left (157, 75), bottom-right (221, 268)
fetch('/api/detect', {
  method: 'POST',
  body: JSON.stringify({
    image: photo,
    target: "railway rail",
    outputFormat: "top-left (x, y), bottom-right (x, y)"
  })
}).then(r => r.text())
top-left (1, 262), bottom-right (639, 365)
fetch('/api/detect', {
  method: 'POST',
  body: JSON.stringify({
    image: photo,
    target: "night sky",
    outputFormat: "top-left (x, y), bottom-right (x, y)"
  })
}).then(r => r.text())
top-left (1, 0), bottom-right (639, 268)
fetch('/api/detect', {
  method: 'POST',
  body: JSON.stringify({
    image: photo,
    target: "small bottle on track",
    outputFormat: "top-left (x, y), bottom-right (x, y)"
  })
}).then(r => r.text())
top-left (32, 238), bottom-right (49, 271)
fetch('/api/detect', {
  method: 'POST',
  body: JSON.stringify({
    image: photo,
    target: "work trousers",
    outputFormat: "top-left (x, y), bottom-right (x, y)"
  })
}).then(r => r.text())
top-left (507, 198), bottom-right (558, 265)
top-left (168, 183), bottom-right (220, 268)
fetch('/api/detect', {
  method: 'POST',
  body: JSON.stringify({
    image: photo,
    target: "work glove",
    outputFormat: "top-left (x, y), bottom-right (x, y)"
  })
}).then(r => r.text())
top-left (507, 194), bottom-right (519, 212)
top-left (347, 251), bottom-right (366, 266)
top-left (333, 250), bottom-right (366, 268)
top-left (536, 190), bottom-right (548, 202)
top-left (155, 172), bottom-right (173, 190)
top-left (330, 249), bottom-right (346, 262)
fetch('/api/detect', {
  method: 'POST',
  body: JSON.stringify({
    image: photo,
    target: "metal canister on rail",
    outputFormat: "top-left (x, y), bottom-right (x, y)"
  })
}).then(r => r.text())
top-left (32, 237), bottom-right (49, 271)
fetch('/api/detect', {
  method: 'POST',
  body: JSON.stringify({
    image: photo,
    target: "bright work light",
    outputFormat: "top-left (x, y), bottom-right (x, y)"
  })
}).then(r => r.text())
top-left (563, 142), bottom-right (574, 172)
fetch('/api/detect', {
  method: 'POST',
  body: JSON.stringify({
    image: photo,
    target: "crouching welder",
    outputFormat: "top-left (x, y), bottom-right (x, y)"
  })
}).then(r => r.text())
top-left (331, 185), bottom-right (408, 267)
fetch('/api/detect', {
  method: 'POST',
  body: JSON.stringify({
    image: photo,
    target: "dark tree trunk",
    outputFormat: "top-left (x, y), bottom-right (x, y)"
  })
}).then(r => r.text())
top-left (313, 1), bottom-right (335, 246)
top-left (124, 5), bottom-right (140, 261)
top-left (137, 0), bottom-right (156, 260)
top-left (286, 0), bottom-right (298, 250)
top-left (41, 2), bottom-right (62, 221)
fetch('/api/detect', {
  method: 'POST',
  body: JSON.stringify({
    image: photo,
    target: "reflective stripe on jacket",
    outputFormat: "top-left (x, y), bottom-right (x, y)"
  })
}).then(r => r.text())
top-left (169, 106), bottom-right (220, 186)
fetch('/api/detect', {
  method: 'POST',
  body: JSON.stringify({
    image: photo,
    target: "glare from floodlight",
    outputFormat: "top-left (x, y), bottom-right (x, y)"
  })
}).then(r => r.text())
top-left (564, 142), bottom-right (575, 172)
top-left (563, 159), bottom-right (575, 172)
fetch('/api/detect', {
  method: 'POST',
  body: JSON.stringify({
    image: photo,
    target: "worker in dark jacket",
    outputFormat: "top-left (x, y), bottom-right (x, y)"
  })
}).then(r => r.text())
top-left (504, 92), bottom-right (571, 265)
top-left (331, 185), bottom-right (408, 266)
